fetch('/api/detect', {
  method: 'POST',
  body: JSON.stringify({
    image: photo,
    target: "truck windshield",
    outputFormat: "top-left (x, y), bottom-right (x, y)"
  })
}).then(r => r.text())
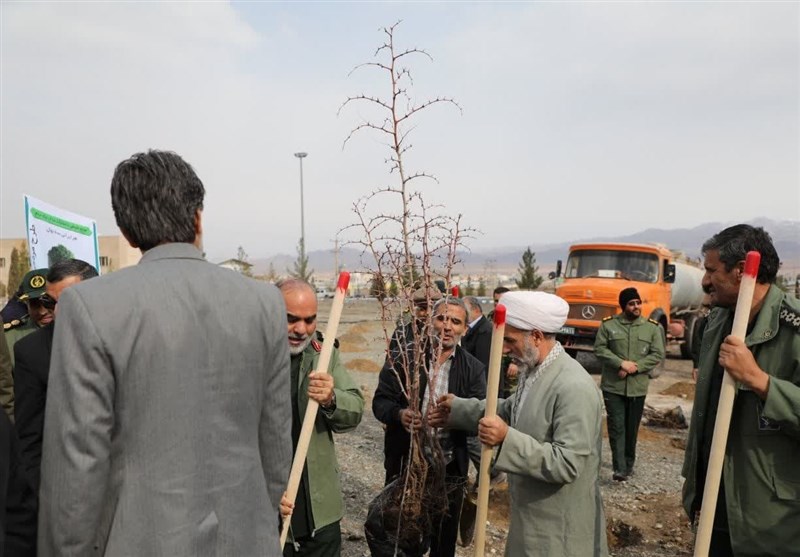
top-left (564, 250), bottom-right (659, 283)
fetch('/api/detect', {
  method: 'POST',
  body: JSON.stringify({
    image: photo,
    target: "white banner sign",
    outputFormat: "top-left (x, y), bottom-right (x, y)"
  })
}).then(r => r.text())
top-left (25, 195), bottom-right (100, 272)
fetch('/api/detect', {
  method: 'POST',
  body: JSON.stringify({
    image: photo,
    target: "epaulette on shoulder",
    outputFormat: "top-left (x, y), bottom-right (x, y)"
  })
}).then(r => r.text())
top-left (3, 318), bottom-right (23, 331)
top-left (778, 303), bottom-right (800, 333)
top-left (311, 334), bottom-right (340, 352)
top-left (602, 316), bottom-right (613, 322)
top-left (648, 318), bottom-right (659, 325)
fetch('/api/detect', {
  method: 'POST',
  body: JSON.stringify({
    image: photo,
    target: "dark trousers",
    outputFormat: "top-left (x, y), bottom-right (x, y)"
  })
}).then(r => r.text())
top-left (708, 528), bottom-right (733, 556)
top-left (429, 461), bottom-right (466, 557)
top-left (603, 391), bottom-right (645, 476)
top-left (283, 521), bottom-right (341, 557)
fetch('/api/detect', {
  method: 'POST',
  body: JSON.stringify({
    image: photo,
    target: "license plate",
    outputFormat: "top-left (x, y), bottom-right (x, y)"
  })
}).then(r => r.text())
top-left (559, 326), bottom-right (575, 336)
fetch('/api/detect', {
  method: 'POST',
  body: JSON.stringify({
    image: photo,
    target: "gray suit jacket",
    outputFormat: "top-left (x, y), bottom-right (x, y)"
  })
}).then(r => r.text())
top-left (38, 243), bottom-right (292, 556)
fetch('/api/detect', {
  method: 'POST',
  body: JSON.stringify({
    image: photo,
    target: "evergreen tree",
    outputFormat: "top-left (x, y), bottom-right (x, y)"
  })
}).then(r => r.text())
top-left (464, 276), bottom-right (475, 296)
top-left (7, 244), bottom-right (30, 296)
top-left (515, 247), bottom-right (543, 290)
top-left (236, 245), bottom-right (253, 277)
top-left (289, 239), bottom-right (313, 282)
top-left (18, 242), bottom-right (31, 278)
top-left (7, 247), bottom-right (21, 296)
top-left (477, 277), bottom-right (487, 297)
top-left (369, 273), bottom-right (386, 300)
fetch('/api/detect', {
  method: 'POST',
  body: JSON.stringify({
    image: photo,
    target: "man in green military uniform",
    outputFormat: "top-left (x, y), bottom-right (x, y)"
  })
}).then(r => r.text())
top-left (277, 278), bottom-right (364, 557)
top-left (2, 268), bottom-right (50, 421)
top-left (682, 224), bottom-right (800, 557)
top-left (595, 287), bottom-right (665, 481)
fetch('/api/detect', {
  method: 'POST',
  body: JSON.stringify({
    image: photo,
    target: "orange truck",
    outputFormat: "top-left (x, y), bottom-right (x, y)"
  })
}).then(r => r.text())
top-left (554, 242), bottom-right (705, 359)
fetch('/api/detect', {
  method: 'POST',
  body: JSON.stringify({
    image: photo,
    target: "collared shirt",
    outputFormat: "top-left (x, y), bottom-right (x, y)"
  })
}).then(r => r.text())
top-left (511, 342), bottom-right (564, 427)
top-left (468, 316), bottom-right (482, 330)
top-left (423, 349), bottom-right (455, 463)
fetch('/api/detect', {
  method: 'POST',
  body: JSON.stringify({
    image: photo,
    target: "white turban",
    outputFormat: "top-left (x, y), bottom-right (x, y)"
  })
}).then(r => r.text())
top-left (500, 291), bottom-right (569, 333)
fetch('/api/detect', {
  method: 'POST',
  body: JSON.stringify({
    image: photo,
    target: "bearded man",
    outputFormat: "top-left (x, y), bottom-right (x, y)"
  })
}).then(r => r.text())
top-left (431, 291), bottom-right (608, 556)
top-left (277, 278), bottom-right (364, 557)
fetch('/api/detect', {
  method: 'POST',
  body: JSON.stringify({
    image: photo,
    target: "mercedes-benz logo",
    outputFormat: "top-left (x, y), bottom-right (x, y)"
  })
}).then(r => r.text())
top-left (581, 305), bottom-right (596, 319)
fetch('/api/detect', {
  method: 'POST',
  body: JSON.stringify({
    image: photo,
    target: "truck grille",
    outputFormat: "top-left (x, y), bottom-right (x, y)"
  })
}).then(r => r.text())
top-left (567, 304), bottom-right (617, 321)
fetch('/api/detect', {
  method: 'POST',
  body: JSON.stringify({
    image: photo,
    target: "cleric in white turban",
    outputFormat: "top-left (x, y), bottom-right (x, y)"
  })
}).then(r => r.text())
top-left (501, 291), bottom-right (569, 333)
top-left (430, 290), bottom-right (609, 557)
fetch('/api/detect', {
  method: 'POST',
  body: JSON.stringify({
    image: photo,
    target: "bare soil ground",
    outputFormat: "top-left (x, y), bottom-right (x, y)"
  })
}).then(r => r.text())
top-left (319, 299), bottom-right (695, 556)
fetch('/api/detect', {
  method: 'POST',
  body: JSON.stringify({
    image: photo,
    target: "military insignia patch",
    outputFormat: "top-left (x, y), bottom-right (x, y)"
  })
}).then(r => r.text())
top-left (778, 304), bottom-right (800, 333)
top-left (30, 275), bottom-right (45, 289)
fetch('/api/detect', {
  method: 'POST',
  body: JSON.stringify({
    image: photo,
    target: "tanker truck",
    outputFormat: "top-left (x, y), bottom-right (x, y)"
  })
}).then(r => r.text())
top-left (554, 242), bottom-right (705, 359)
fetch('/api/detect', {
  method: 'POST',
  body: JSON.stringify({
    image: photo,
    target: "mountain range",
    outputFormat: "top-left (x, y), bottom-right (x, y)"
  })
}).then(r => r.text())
top-left (247, 218), bottom-right (799, 276)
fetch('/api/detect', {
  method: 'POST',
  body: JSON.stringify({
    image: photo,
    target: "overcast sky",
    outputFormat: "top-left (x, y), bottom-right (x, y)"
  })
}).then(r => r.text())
top-left (2, 2), bottom-right (798, 261)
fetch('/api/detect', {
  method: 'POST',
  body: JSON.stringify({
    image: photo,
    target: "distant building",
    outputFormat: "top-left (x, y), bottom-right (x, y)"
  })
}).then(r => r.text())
top-left (0, 235), bottom-right (141, 293)
top-left (218, 258), bottom-right (253, 275)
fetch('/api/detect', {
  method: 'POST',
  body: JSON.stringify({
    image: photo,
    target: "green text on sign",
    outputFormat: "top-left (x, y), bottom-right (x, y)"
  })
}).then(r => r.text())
top-left (30, 208), bottom-right (93, 236)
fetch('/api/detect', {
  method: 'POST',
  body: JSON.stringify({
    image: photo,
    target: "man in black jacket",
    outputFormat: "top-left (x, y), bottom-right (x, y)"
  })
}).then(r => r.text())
top-left (13, 259), bottom-right (98, 497)
top-left (372, 297), bottom-right (486, 557)
top-left (0, 407), bottom-right (36, 557)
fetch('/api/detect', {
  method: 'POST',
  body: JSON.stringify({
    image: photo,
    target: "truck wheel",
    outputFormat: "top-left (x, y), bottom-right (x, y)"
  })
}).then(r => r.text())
top-left (680, 314), bottom-right (698, 360)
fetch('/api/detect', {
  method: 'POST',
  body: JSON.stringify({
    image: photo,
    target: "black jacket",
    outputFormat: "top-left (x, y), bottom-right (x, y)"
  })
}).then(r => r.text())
top-left (13, 324), bottom-right (53, 493)
top-left (461, 316), bottom-right (492, 368)
top-left (372, 344), bottom-right (486, 483)
top-left (462, 315), bottom-right (506, 395)
top-left (0, 409), bottom-right (37, 556)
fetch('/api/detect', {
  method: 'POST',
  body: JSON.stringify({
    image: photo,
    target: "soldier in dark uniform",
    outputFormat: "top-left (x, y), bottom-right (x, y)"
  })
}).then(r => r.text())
top-left (2, 269), bottom-right (49, 421)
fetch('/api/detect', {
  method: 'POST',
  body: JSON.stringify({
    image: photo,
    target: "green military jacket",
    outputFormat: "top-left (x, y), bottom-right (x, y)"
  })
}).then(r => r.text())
top-left (682, 285), bottom-right (800, 556)
top-left (2, 317), bottom-right (37, 420)
top-left (595, 314), bottom-right (665, 397)
top-left (294, 333), bottom-right (364, 533)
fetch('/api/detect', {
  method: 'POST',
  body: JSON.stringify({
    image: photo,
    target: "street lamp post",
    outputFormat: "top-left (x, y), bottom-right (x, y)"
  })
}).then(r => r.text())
top-left (294, 152), bottom-right (308, 262)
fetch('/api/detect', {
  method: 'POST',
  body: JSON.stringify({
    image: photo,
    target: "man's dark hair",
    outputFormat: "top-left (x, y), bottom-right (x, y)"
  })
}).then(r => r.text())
top-left (701, 224), bottom-right (780, 284)
top-left (110, 150), bottom-right (205, 251)
top-left (46, 259), bottom-right (99, 283)
top-left (493, 286), bottom-right (510, 296)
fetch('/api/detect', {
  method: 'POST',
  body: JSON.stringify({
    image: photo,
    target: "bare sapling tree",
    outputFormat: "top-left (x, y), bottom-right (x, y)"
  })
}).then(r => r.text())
top-left (338, 21), bottom-right (472, 553)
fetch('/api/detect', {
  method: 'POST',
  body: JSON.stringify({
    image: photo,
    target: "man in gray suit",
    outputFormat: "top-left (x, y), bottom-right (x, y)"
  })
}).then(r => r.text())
top-left (38, 150), bottom-right (292, 556)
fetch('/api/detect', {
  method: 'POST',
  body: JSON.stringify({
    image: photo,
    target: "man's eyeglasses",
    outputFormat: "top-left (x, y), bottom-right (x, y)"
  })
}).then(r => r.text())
top-left (39, 294), bottom-right (57, 310)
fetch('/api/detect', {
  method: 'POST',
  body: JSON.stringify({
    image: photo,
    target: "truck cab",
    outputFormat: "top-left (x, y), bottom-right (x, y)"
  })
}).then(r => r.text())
top-left (555, 243), bottom-right (675, 355)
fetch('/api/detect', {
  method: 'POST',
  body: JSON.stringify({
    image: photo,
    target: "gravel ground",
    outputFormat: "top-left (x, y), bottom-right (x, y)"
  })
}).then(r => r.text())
top-left (320, 299), bottom-right (694, 557)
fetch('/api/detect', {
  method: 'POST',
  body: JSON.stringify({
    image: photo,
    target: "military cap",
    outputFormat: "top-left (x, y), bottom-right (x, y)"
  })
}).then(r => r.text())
top-left (18, 268), bottom-right (48, 301)
top-left (412, 286), bottom-right (443, 306)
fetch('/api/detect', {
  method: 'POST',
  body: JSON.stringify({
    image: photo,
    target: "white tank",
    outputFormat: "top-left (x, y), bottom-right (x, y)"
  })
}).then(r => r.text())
top-left (671, 262), bottom-right (705, 309)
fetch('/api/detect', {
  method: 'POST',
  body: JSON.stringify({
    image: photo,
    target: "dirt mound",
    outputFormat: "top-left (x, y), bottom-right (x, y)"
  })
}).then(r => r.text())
top-left (608, 518), bottom-right (643, 548)
top-left (348, 358), bottom-right (381, 373)
top-left (338, 333), bottom-right (368, 352)
top-left (348, 323), bottom-right (379, 335)
top-left (660, 381), bottom-right (696, 400)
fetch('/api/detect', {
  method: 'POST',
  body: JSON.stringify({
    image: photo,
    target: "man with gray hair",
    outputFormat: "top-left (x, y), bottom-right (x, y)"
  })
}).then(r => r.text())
top-left (372, 296), bottom-right (486, 557)
top-left (431, 291), bottom-right (608, 556)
